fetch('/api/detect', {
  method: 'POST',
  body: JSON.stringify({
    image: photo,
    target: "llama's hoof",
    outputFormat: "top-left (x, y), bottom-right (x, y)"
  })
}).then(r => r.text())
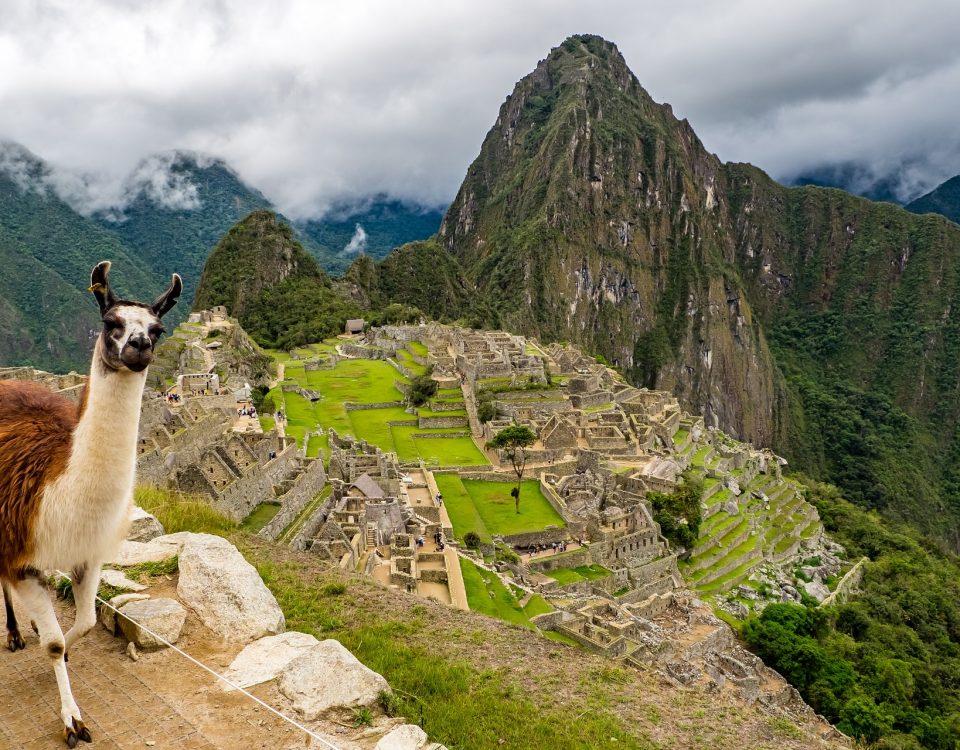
top-left (63, 718), bottom-right (91, 747)
top-left (30, 620), bottom-right (37, 634)
top-left (6, 630), bottom-right (25, 652)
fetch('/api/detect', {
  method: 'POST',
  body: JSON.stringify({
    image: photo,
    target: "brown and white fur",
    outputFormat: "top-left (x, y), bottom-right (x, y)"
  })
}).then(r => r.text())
top-left (0, 261), bottom-right (181, 747)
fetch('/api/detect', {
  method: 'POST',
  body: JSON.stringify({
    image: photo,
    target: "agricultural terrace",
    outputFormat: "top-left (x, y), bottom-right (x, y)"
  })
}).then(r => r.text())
top-left (265, 344), bottom-right (488, 467)
top-left (433, 475), bottom-right (565, 544)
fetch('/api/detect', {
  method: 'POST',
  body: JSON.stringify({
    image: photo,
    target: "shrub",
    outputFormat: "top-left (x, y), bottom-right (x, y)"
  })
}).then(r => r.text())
top-left (408, 373), bottom-right (438, 406)
top-left (464, 531), bottom-right (482, 550)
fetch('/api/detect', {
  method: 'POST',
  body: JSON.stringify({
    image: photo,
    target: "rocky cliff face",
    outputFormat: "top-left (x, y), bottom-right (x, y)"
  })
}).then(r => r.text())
top-left (438, 35), bottom-right (782, 444)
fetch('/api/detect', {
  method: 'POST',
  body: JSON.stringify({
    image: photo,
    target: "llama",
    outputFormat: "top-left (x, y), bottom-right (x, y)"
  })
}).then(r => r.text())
top-left (0, 261), bottom-right (181, 747)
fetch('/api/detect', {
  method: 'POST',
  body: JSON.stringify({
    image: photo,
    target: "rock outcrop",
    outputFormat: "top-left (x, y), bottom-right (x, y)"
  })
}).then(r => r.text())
top-left (177, 533), bottom-right (285, 643)
top-left (278, 639), bottom-right (391, 719)
top-left (221, 631), bottom-right (320, 691)
top-left (117, 598), bottom-right (187, 650)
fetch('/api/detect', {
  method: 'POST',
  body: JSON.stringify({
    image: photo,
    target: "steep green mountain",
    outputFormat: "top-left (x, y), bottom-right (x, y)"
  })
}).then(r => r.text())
top-left (300, 197), bottom-right (445, 274)
top-left (0, 142), bottom-right (161, 371)
top-left (430, 34), bottom-right (960, 538)
top-left (906, 175), bottom-right (960, 224)
top-left (342, 238), bottom-right (478, 322)
top-left (193, 210), bottom-right (359, 349)
top-left (93, 151), bottom-right (275, 311)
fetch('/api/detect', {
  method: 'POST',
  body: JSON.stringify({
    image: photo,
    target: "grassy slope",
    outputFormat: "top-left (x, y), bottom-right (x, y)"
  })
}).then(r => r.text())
top-left (138, 488), bottom-right (844, 750)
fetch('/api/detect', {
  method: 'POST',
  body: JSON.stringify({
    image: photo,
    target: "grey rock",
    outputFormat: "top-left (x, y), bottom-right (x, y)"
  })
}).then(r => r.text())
top-left (177, 533), bottom-right (285, 643)
top-left (109, 539), bottom-right (181, 567)
top-left (375, 724), bottom-right (429, 750)
top-left (221, 631), bottom-right (320, 691)
top-left (127, 506), bottom-right (165, 542)
top-left (100, 568), bottom-right (147, 592)
top-left (101, 593), bottom-right (151, 634)
top-left (278, 639), bottom-right (390, 719)
top-left (117, 597), bottom-right (186, 650)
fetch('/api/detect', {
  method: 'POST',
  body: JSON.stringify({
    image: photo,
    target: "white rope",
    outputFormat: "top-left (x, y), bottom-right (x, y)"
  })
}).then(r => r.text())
top-left (54, 570), bottom-right (342, 750)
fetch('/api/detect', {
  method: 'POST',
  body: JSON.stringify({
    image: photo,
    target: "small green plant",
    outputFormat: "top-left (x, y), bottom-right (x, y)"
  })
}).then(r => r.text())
top-left (378, 689), bottom-right (398, 716)
top-left (321, 581), bottom-right (346, 597)
top-left (352, 707), bottom-right (374, 727)
top-left (464, 531), bottom-right (482, 550)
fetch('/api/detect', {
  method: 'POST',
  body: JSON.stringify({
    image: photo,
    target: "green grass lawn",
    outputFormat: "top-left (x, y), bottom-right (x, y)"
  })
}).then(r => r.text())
top-left (459, 558), bottom-right (552, 627)
top-left (396, 348), bottom-right (428, 376)
top-left (407, 341), bottom-right (428, 357)
top-left (241, 502), bottom-right (281, 532)
top-left (259, 415), bottom-right (275, 432)
top-left (417, 407), bottom-right (468, 418)
top-left (266, 350), bottom-right (488, 467)
top-left (395, 431), bottom-right (489, 466)
top-left (544, 565), bottom-right (611, 585)
top-left (435, 476), bottom-right (565, 542)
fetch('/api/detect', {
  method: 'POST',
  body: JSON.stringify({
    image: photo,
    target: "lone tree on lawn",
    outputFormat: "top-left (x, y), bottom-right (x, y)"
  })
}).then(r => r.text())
top-left (486, 424), bottom-right (536, 513)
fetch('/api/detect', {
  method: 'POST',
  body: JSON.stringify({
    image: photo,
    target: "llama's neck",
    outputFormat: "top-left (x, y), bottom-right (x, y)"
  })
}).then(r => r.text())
top-left (68, 338), bottom-right (147, 484)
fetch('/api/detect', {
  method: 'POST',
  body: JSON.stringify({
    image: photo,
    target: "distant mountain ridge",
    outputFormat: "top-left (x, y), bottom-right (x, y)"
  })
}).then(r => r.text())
top-left (0, 142), bottom-right (441, 368)
top-left (906, 175), bottom-right (960, 224)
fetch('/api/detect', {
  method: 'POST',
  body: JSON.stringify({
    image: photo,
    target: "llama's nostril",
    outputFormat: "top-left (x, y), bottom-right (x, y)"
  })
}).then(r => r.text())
top-left (129, 335), bottom-right (151, 352)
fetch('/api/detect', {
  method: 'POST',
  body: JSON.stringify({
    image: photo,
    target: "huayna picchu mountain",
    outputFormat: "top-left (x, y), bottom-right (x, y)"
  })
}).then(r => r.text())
top-left (358, 35), bottom-right (960, 539)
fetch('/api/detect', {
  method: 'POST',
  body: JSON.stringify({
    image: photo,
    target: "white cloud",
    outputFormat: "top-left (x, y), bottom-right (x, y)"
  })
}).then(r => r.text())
top-left (1, 0), bottom-right (958, 216)
top-left (340, 224), bottom-right (368, 256)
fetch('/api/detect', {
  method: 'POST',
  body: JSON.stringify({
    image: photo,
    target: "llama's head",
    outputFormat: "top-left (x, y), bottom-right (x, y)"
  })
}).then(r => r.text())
top-left (90, 261), bottom-right (183, 373)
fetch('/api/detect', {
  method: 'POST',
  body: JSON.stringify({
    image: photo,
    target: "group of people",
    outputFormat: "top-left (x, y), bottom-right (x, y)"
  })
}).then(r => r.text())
top-left (529, 540), bottom-right (571, 556)
top-left (165, 392), bottom-right (182, 404)
top-left (414, 529), bottom-right (446, 552)
top-left (237, 406), bottom-right (258, 418)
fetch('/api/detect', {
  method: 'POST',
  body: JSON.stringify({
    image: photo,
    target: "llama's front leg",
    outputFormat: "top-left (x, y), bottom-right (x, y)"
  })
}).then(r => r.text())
top-left (64, 563), bottom-right (100, 654)
top-left (2, 581), bottom-right (26, 651)
top-left (14, 574), bottom-right (92, 747)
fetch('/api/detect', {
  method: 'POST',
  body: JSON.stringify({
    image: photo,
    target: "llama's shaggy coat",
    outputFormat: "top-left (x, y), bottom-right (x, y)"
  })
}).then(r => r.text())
top-left (0, 381), bottom-right (77, 581)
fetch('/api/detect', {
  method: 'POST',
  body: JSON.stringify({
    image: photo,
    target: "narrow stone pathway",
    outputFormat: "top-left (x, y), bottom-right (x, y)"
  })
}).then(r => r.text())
top-left (0, 597), bottom-right (327, 749)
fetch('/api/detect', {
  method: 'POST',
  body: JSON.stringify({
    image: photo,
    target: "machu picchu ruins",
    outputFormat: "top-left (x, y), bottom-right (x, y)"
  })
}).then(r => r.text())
top-left (63, 309), bottom-right (842, 704)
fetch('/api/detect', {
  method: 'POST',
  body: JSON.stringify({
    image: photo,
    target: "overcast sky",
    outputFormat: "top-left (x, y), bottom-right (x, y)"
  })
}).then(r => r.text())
top-left (2, 0), bottom-right (959, 218)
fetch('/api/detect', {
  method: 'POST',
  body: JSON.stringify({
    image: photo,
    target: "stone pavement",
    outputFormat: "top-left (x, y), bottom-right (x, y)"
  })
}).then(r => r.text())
top-left (0, 598), bottom-right (306, 750)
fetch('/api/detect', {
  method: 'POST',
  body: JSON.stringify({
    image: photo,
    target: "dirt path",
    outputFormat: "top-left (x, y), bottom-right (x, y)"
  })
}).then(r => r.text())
top-left (0, 586), bottom-right (372, 750)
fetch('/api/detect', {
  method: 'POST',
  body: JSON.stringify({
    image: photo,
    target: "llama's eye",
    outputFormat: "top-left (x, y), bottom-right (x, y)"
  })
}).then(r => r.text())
top-left (150, 326), bottom-right (165, 339)
top-left (103, 319), bottom-right (120, 332)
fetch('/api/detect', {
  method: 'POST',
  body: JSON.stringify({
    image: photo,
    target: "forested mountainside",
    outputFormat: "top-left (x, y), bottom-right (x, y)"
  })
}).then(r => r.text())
top-left (192, 210), bottom-right (360, 350)
top-left (92, 151), bottom-right (275, 311)
top-left (0, 144), bottom-right (440, 371)
top-left (361, 35), bottom-right (960, 538)
top-left (300, 197), bottom-right (444, 274)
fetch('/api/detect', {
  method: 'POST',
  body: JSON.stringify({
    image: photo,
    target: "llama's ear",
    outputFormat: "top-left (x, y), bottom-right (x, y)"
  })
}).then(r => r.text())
top-left (151, 273), bottom-right (183, 318)
top-left (89, 261), bottom-right (118, 315)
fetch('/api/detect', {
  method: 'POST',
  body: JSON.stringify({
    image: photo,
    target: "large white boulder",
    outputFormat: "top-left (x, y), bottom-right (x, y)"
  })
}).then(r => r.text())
top-left (375, 725), bottom-right (429, 750)
top-left (117, 598), bottom-right (186, 650)
top-left (127, 506), bottom-right (165, 542)
top-left (221, 631), bottom-right (320, 691)
top-left (177, 533), bottom-right (285, 643)
top-left (278, 639), bottom-right (390, 720)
